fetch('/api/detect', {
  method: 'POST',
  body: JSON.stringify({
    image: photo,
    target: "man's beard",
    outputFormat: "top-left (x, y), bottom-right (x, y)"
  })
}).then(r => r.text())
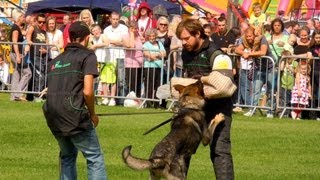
top-left (183, 40), bottom-right (199, 52)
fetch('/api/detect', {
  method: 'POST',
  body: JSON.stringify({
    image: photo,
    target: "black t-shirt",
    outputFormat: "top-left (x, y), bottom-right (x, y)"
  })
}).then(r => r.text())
top-left (293, 44), bottom-right (310, 55)
top-left (30, 25), bottom-right (46, 57)
top-left (211, 30), bottom-right (236, 49)
top-left (9, 24), bottom-right (24, 54)
top-left (43, 43), bottom-right (98, 136)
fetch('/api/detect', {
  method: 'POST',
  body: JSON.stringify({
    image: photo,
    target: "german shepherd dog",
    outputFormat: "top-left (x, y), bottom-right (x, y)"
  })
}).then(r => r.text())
top-left (122, 81), bottom-right (225, 180)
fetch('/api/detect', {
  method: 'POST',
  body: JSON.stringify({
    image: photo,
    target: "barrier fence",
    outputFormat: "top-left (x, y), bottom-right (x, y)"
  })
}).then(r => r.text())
top-left (231, 54), bottom-right (276, 117)
top-left (1, 41), bottom-right (320, 119)
top-left (276, 56), bottom-right (320, 119)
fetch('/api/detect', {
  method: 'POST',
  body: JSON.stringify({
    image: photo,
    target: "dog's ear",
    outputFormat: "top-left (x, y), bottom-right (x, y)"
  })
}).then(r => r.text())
top-left (173, 84), bottom-right (186, 94)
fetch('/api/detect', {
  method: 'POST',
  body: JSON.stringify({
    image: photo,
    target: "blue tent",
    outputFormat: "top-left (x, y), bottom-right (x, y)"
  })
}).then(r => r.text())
top-left (26, 0), bottom-right (122, 15)
top-left (26, 0), bottom-right (180, 15)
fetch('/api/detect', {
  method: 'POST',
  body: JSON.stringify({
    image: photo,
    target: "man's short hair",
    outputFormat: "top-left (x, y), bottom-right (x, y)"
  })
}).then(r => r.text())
top-left (176, 18), bottom-right (206, 40)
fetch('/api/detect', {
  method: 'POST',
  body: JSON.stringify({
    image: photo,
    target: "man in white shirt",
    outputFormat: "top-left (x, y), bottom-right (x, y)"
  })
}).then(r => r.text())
top-left (103, 11), bottom-right (128, 106)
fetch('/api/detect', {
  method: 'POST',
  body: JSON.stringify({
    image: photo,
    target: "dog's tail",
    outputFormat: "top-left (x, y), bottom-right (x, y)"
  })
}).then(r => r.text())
top-left (122, 145), bottom-right (154, 170)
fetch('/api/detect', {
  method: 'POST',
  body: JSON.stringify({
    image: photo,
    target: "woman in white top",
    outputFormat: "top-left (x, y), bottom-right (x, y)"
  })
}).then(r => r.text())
top-left (46, 16), bottom-right (63, 59)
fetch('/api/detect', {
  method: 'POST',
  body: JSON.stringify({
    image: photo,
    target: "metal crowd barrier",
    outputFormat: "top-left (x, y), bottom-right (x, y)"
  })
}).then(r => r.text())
top-left (4, 42), bottom-right (319, 119)
top-left (230, 54), bottom-right (276, 116)
top-left (0, 42), bottom-right (59, 100)
top-left (92, 46), bottom-right (166, 108)
top-left (276, 56), bottom-right (320, 119)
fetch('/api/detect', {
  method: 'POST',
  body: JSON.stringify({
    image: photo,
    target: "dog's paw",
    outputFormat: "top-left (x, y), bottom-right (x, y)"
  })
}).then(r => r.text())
top-left (215, 113), bottom-right (225, 122)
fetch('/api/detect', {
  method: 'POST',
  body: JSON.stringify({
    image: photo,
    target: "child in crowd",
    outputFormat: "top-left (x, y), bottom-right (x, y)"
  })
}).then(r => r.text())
top-left (0, 54), bottom-right (9, 89)
top-left (290, 60), bottom-right (312, 119)
top-left (279, 50), bottom-right (298, 116)
top-left (89, 24), bottom-right (110, 105)
top-left (249, 2), bottom-right (266, 36)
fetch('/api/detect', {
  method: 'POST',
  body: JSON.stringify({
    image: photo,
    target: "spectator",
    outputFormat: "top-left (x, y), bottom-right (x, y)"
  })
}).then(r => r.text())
top-left (24, 13), bottom-right (47, 102)
top-left (306, 19), bottom-right (316, 36)
top-left (123, 20), bottom-right (144, 99)
top-left (203, 24), bottom-right (213, 41)
top-left (279, 50), bottom-right (298, 117)
top-left (89, 24), bottom-right (110, 105)
top-left (136, 2), bottom-right (157, 40)
top-left (79, 9), bottom-right (94, 27)
top-left (10, 10), bottom-right (31, 101)
top-left (211, 16), bottom-right (236, 52)
top-left (169, 15), bottom-right (183, 77)
top-left (0, 54), bottom-right (9, 89)
top-left (59, 13), bottom-right (71, 32)
top-left (152, 4), bottom-right (168, 20)
top-left (156, 16), bottom-right (173, 108)
top-left (291, 21), bottom-right (300, 37)
top-left (293, 26), bottom-right (312, 59)
top-left (157, 16), bottom-right (172, 77)
top-left (290, 60), bottom-right (312, 119)
top-left (265, 18), bottom-right (292, 65)
top-left (237, 27), bottom-right (275, 118)
top-left (249, 2), bottom-right (266, 34)
top-left (300, 12), bottom-right (307, 21)
top-left (143, 28), bottom-right (166, 107)
top-left (235, 28), bottom-right (255, 106)
top-left (46, 16), bottom-right (64, 60)
top-left (103, 12), bottom-right (128, 106)
top-left (119, 16), bottom-right (129, 26)
top-left (309, 29), bottom-right (320, 120)
top-left (61, 13), bottom-right (73, 48)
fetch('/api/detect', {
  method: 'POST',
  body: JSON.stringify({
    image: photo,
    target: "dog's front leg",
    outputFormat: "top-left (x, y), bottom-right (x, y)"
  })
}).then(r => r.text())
top-left (202, 113), bottom-right (225, 146)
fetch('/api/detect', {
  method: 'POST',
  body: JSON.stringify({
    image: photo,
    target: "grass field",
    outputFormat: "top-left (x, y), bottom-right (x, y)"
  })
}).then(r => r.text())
top-left (1, 93), bottom-right (320, 179)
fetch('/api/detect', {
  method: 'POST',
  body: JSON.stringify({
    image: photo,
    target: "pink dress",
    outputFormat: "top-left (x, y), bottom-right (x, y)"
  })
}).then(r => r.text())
top-left (290, 74), bottom-right (310, 106)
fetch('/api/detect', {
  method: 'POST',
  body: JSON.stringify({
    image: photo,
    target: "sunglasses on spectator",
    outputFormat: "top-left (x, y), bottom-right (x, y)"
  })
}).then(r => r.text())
top-left (159, 23), bottom-right (168, 26)
top-left (38, 21), bottom-right (45, 24)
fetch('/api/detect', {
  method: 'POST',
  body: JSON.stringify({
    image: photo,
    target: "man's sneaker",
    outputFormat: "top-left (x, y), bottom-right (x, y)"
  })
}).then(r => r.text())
top-left (108, 99), bottom-right (116, 106)
top-left (266, 113), bottom-right (274, 118)
top-left (101, 98), bottom-right (109, 105)
top-left (316, 118), bottom-right (320, 121)
top-left (244, 110), bottom-right (253, 117)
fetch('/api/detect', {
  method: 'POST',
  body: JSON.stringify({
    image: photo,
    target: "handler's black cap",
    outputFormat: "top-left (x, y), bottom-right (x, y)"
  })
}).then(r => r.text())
top-left (69, 21), bottom-right (90, 39)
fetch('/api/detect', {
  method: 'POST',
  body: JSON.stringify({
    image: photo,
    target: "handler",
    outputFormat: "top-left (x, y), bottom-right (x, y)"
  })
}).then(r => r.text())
top-left (176, 18), bottom-right (234, 179)
top-left (42, 21), bottom-right (107, 179)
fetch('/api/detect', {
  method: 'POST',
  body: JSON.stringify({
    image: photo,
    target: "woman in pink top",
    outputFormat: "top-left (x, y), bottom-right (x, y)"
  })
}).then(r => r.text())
top-left (123, 21), bottom-right (144, 97)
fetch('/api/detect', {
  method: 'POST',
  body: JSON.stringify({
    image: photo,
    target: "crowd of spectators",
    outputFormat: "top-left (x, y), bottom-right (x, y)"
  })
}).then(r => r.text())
top-left (1, 2), bottom-right (320, 119)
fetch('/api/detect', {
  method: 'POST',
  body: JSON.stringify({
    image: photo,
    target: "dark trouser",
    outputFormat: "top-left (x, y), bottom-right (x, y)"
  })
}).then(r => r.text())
top-left (205, 98), bottom-right (234, 180)
top-left (143, 67), bottom-right (161, 99)
top-left (125, 67), bottom-right (142, 97)
top-left (30, 56), bottom-right (46, 97)
top-left (117, 58), bottom-right (125, 105)
top-left (279, 87), bottom-right (292, 115)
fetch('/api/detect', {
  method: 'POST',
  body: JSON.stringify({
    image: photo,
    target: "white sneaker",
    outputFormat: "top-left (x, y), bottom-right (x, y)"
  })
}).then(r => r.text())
top-left (244, 110), bottom-right (253, 117)
top-left (291, 111), bottom-right (297, 119)
top-left (317, 118), bottom-right (320, 121)
top-left (266, 113), bottom-right (274, 118)
top-left (108, 99), bottom-right (116, 106)
top-left (101, 98), bottom-right (109, 105)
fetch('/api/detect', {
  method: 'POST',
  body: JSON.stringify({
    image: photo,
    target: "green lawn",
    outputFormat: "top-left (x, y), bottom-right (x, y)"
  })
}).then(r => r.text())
top-left (1, 93), bottom-right (320, 179)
